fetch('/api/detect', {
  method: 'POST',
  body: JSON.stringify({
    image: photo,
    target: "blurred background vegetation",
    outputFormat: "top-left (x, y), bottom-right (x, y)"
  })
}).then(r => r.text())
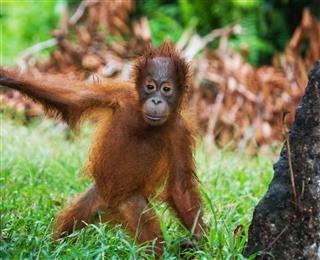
top-left (1, 0), bottom-right (319, 66)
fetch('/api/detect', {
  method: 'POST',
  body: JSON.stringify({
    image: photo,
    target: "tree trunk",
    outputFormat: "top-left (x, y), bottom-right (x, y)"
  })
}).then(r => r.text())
top-left (244, 60), bottom-right (320, 259)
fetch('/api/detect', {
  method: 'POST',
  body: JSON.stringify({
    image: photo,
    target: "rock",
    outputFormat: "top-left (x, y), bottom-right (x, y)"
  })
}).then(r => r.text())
top-left (244, 60), bottom-right (320, 259)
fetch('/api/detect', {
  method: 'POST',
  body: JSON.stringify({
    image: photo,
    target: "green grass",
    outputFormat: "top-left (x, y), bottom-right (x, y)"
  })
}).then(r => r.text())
top-left (0, 116), bottom-right (274, 259)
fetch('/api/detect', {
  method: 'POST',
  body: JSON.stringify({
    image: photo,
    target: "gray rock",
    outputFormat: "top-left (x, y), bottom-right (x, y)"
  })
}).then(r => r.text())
top-left (244, 60), bottom-right (320, 259)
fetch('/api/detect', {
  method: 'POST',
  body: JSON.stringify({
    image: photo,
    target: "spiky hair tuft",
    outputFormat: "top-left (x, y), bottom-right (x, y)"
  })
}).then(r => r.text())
top-left (133, 40), bottom-right (191, 96)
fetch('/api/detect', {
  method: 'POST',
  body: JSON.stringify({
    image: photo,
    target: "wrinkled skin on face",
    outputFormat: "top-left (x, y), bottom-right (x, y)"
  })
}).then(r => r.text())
top-left (139, 57), bottom-right (180, 126)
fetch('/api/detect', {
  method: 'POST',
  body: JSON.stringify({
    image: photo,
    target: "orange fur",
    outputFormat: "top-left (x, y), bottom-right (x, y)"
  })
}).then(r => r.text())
top-left (0, 42), bottom-right (204, 256)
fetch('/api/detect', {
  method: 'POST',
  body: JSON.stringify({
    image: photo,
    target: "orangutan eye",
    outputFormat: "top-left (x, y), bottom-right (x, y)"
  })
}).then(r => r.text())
top-left (144, 82), bottom-right (156, 93)
top-left (161, 83), bottom-right (173, 96)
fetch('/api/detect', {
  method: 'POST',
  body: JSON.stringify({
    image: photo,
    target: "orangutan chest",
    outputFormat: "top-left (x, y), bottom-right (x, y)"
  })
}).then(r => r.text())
top-left (143, 152), bottom-right (171, 196)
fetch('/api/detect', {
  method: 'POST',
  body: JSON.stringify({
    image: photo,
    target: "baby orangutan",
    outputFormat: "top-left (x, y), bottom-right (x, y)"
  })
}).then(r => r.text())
top-left (0, 42), bottom-right (204, 256)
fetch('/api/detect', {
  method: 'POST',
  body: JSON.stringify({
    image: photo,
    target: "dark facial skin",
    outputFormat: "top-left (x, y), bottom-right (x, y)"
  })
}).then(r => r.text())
top-left (139, 57), bottom-right (179, 126)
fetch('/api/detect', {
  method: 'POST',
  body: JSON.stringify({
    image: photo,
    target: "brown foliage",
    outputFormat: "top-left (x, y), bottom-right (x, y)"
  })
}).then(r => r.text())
top-left (1, 2), bottom-right (319, 149)
top-left (192, 9), bottom-right (320, 149)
